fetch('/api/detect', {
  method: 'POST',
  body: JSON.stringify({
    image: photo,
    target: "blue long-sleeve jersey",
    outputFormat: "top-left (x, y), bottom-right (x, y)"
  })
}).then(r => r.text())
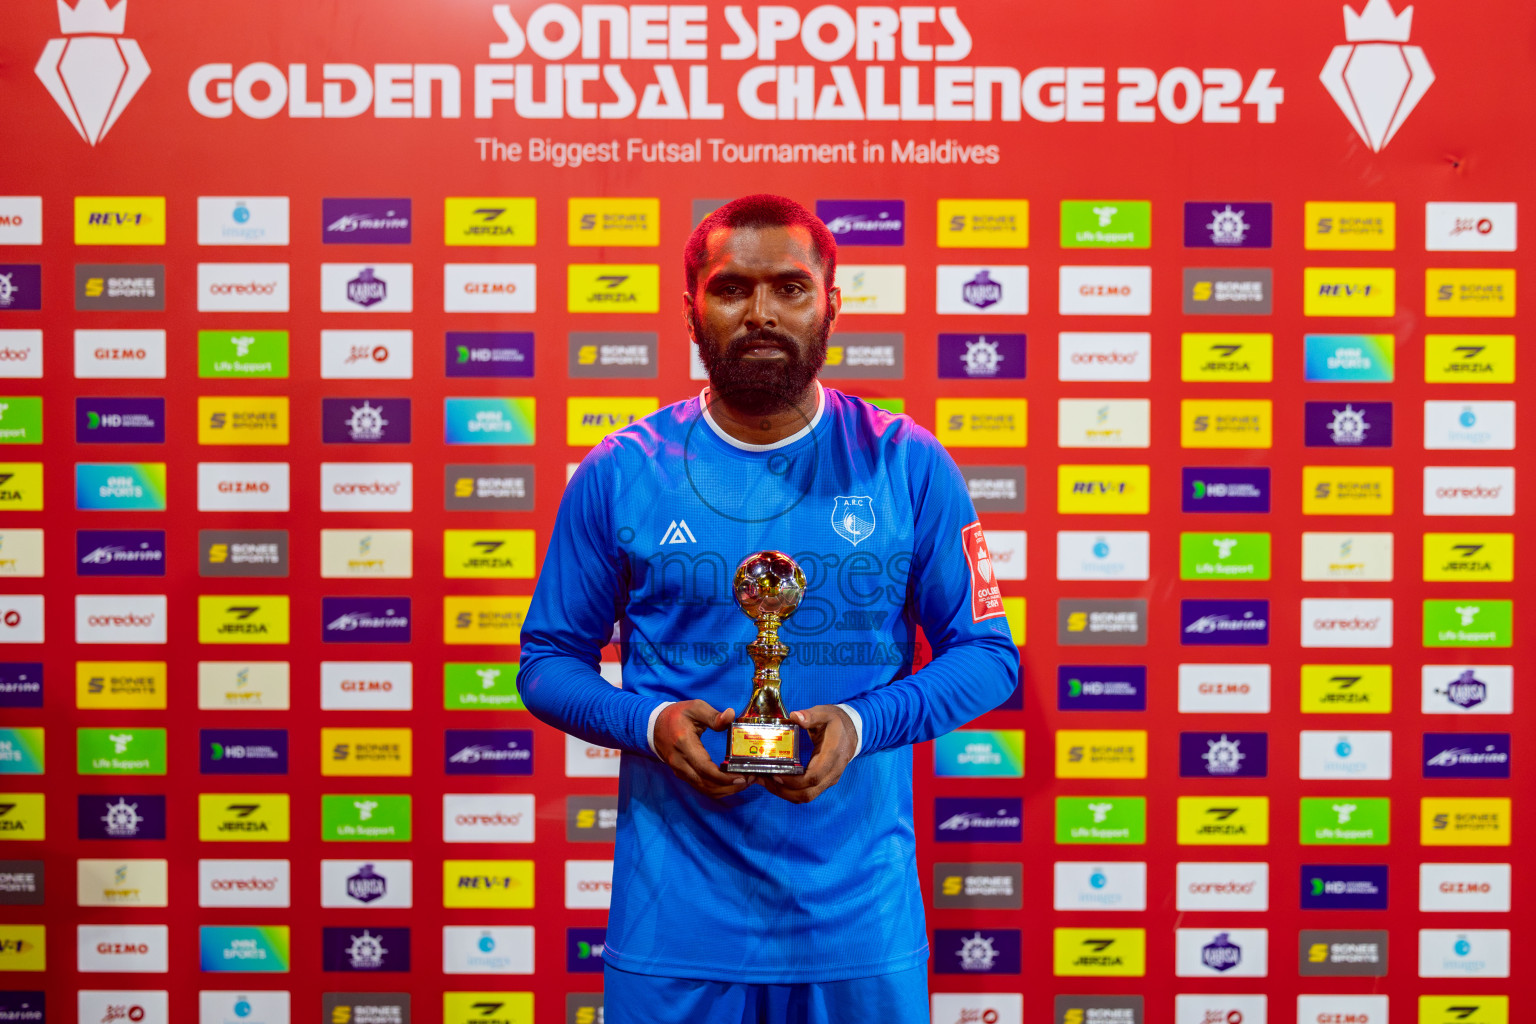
top-left (518, 383), bottom-right (1018, 983)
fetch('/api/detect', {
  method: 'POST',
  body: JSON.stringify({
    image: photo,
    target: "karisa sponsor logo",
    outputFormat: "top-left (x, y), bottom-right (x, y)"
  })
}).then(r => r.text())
top-left (37, 0), bottom-right (152, 145)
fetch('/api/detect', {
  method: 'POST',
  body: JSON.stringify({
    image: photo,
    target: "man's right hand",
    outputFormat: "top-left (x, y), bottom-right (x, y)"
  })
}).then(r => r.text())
top-left (652, 700), bottom-right (751, 799)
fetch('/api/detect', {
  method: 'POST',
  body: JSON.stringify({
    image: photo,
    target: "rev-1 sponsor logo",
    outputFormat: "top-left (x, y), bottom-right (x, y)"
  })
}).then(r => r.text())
top-left (567, 928), bottom-right (606, 973)
top-left (1180, 600), bottom-right (1269, 645)
top-left (1423, 733), bottom-right (1510, 778)
top-left (938, 333), bottom-right (1026, 379)
top-left (446, 332), bottom-right (534, 378)
top-left (77, 530), bottom-right (166, 577)
top-left (322, 199), bottom-right (411, 244)
top-left (934, 797), bottom-right (1022, 843)
top-left (817, 200), bottom-right (905, 246)
top-left (934, 928), bottom-right (1020, 974)
top-left (1179, 732), bottom-right (1268, 778)
top-left (78, 794), bottom-right (166, 839)
top-left (1302, 864), bottom-right (1388, 909)
top-left (321, 927), bottom-right (409, 972)
top-left (200, 730), bottom-right (289, 775)
top-left (1305, 401), bottom-right (1393, 447)
top-left (1057, 665), bottom-right (1145, 710)
top-left (1182, 467), bottom-right (1268, 512)
top-left (76, 398), bottom-right (165, 444)
top-left (322, 598), bottom-right (411, 643)
top-left (322, 398), bottom-right (411, 444)
top-left (445, 730), bottom-right (534, 775)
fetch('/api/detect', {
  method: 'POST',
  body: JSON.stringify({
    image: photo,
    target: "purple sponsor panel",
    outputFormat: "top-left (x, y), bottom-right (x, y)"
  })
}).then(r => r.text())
top-left (816, 200), bottom-right (905, 245)
top-left (322, 926), bottom-right (411, 971)
top-left (937, 333), bottom-right (1027, 379)
top-left (1181, 600), bottom-right (1270, 646)
top-left (76, 397), bottom-right (165, 443)
top-left (0, 993), bottom-right (42, 1022)
top-left (0, 663), bottom-right (42, 708)
top-left (567, 928), bottom-right (606, 973)
top-left (0, 266), bottom-right (42, 311)
top-left (933, 797), bottom-right (1023, 843)
top-left (1304, 401), bottom-right (1394, 447)
top-left (933, 928), bottom-right (1022, 974)
top-left (200, 729), bottom-right (290, 775)
top-left (1182, 467), bottom-right (1270, 513)
top-left (1422, 732), bottom-right (1510, 778)
top-left (444, 729), bottom-right (535, 775)
top-left (1301, 865), bottom-right (1388, 909)
top-left (1179, 732), bottom-right (1269, 778)
top-left (322, 199), bottom-right (412, 244)
top-left (446, 332), bottom-right (535, 378)
top-left (76, 530), bottom-right (166, 576)
top-left (321, 398), bottom-right (412, 444)
top-left (78, 793), bottom-right (166, 839)
top-left (1183, 202), bottom-right (1274, 248)
top-left (1057, 665), bottom-right (1146, 710)
top-left (321, 598), bottom-right (412, 643)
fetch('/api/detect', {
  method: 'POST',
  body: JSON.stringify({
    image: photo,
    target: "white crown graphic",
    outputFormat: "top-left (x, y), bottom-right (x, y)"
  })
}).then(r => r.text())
top-left (37, 0), bottom-right (149, 145)
top-left (57, 0), bottom-right (127, 35)
top-left (1343, 0), bottom-right (1413, 42)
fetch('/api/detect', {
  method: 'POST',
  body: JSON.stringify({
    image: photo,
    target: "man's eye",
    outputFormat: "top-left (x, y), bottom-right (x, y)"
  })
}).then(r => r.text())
top-left (782, 283), bottom-right (804, 295)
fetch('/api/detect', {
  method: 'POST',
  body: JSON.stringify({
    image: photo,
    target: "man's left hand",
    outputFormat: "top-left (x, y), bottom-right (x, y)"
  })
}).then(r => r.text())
top-left (759, 705), bottom-right (857, 804)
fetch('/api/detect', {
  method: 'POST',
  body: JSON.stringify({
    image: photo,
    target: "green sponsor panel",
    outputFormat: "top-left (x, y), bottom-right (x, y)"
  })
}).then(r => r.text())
top-left (0, 399), bottom-right (43, 444)
top-left (321, 794), bottom-right (412, 841)
top-left (1180, 532), bottom-right (1271, 580)
top-left (444, 662), bottom-right (524, 710)
top-left (867, 398), bottom-right (905, 415)
top-left (1300, 796), bottom-right (1390, 845)
top-left (1060, 200), bottom-right (1151, 248)
top-left (1055, 796), bottom-right (1146, 844)
top-left (198, 330), bottom-right (290, 379)
top-left (78, 727), bottom-right (167, 775)
top-left (1423, 600), bottom-right (1512, 648)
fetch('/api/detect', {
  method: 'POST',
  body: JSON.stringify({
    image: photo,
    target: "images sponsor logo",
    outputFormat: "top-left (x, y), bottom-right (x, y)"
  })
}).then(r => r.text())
top-left (1182, 466), bottom-right (1268, 513)
top-left (1176, 862), bottom-right (1268, 911)
top-left (444, 730), bottom-right (533, 776)
top-left (1423, 599), bottom-right (1511, 648)
top-left (78, 794), bottom-right (164, 840)
top-left (818, 200), bottom-right (904, 246)
top-left (1057, 466), bottom-right (1149, 515)
top-left (934, 862), bottom-right (1022, 910)
top-left (77, 924), bottom-right (168, 973)
top-left (1304, 400), bottom-right (1392, 447)
top-left (565, 397), bottom-right (653, 446)
top-left (1421, 665), bottom-right (1513, 715)
top-left (444, 464), bottom-right (534, 511)
top-left (1056, 730), bottom-right (1147, 779)
top-left (1051, 928), bottom-right (1146, 977)
top-left (1177, 663), bottom-right (1271, 714)
top-left (321, 661), bottom-right (413, 711)
top-left (1427, 268), bottom-right (1516, 318)
top-left (0, 198), bottom-right (42, 246)
top-left (1056, 797), bottom-right (1146, 845)
top-left (934, 398), bottom-right (1027, 448)
top-left (1058, 399), bottom-right (1149, 448)
top-left (1423, 733), bottom-right (1510, 778)
top-left (1425, 202), bottom-right (1516, 251)
top-left (1057, 665), bottom-right (1145, 711)
top-left (0, 663), bottom-right (43, 708)
top-left (197, 196), bottom-right (289, 246)
top-left (320, 794), bottom-right (410, 842)
top-left (935, 730), bottom-right (1023, 778)
top-left (1299, 796), bottom-right (1390, 844)
top-left (1422, 797), bottom-right (1511, 846)
top-left (321, 463), bottom-right (413, 512)
top-left (323, 264), bottom-right (413, 312)
top-left (196, 661), bottom-right (291, 711)
top-left (1061, 201), bottom-right (1149, 249)
top-left (1052, 861), bottom-right (1146, 912)
top-left (1302, 466), bottom-right (1394, 515)
top-left (75, 661), bottom-right (166, 711)
top-left (75, 264), bottom-right (163, 312)
top-left (1423, 400), bottom-right (1515, 450)
top-left (934, 928), bottom-right (1021, 974)
top-left (198, 793), bottom-right (291, 842)
top-left (1423, 466), bottom-right (1514, 516)
top-left (1059, 266), bottom-right (1150, 316)
top-left (1180, 398), bottom-right (1272, 448)
top-left (320, 860), bottom-right (412, 909)
top-left (197, 462), bottom-right (290, 512)
top-left (200, 729), bottom-right (288, 775)
top-left (1183, 268), bottom-right (1273, 315)
top-left (74, 329), bottom-right (166, 379)
top-left (1304, 267), bottom-right (1395, 316)
top-left (1184, 201), bottom-right (1272, 248)
top-left (1419, 862), bottom-right (1511, 913)
top-left (446, 196), bottom-right (537, 246)
top-left (322, 199), bottom-right (411, 244)
top-left (199, 530), bottom-right (288, 578)
top-left (1304, 201), bottom-right (1395, 250)
top-left (1298, 663), bottom-right (1392, 712)
top-left (73, 198), bottom-right (164, 245)
top-left (833, 264), bottom-right (906, 314)
top-left (567, 264), bottom-right (660, 312)
top-left (1302, 864), bottom-right (1388, 909)
top-left (1299, 730), bottom-right (1392, 780)
top-left (0, 266), bottom-right (41, 311)
top-left (321, 330), bottom-right (414, 379)
top-left (1181, 600), bottom-right (1269, 646)
top-left (1419, 930), bottom-right (1510, 978)
top-left (934, 797), bottom-right (1022, 843)
top-left (1300, 531), bottom-right (1394, 581)
top-left (198, 990), bottom-right (290, 1024)
top-left (197, 264), bottom-right (289, 313)
top-left (442, 926), bottom-right (534, 975)
top-left (1180, 732), bottom-right (1267, 778)
top-left (937, 199), bottom-right (1028, 248)
top-left (1175, 796), bottom-right (1269, 845)
top-left (1059, 599), bottom-right (1146, 646)
top-left (197, 859), bottom-right (291, 908)
top-left (1304, 333), bottom-right (1394, 381)
top-left (1181, 332), bottom-right (1273, 382)
top-left (444, 398), bottom-right (538, 446)
top-left (444, 264), bottom-right (536, 313)
top-left (1057, 332), bottom-right (1150, 381)
top-left (1174, 928), bottom-right (1267, 977)
top-left (199, 396), bottom-right (289, 445)
top-left (444, 793), bottom-right (535, 844)
top-left (0, 331), bottom-right (42, 379)
top-left (821, 332), bottom-right (905, 379)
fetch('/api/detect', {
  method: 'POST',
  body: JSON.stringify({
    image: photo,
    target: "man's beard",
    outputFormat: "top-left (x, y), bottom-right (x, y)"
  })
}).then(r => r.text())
top-left (692, 309), bottom-right (830, 417)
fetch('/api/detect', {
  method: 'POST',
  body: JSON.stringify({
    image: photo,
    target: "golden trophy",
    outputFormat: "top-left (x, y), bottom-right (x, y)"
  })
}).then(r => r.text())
top-left (721, 550), bottom-right (807, 775)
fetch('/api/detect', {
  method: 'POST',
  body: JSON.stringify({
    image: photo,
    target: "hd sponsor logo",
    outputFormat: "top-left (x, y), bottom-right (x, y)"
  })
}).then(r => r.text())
top-left (445, 465), bottom-right (534, 512)
top-left (76, 595), bottom-right (167, 645)
top-left (198, 330), bottom-right (288, 379)
top-left (1180, 532), bottom-right (1270, 580)
top-left (1175, 796), bottom-right (1269, 845)
top-left (1057, 466), bottom-right (1149, 515)
top-left (321, 330), bottom-right (414, 379)
top-left (1181, 332), bottom-right (1273, 382)
top-left (76, 858), bottom-right (167, 907)
top-left (1178, 664), bottom-right (1271, 714)
top-left (934, 797), bottom-right (1022, 843)
top-left (1426, 201), bottom-right (1517, 251)
top-left (0, 198), bottom-right (42, 246)
top-left (445, 730), bottom-right (533, 776)
top-left (1300, 598), bottom-right (1393, 648)
top-left (0, 793), bottom-right (45, 840)
top-left (0, 331), bottom-right (42, 379)
top-left (1056, 531), bottom-right (1147, 581)
top-left (1056, 730), bottom-right (1147, 779)
top-left (1058, 332), bottom-right (1151, 382)
top-left (444, 662), bottom-right (521, 710)
top-left (1423, 733), bottom-right (1510, 778)
top-left (1052, 928), bottom-right (1145, 977)
top-left (1061, 201), bottom-right (1149, 249)
top-left (76, 661), bottom-right (167, 711)
top-left (1175, 928), bottom-right (1267, 977)
top-left (1427, 268), bottom-right (1516, 318)
top-left (1181, 600), bottom-right (1269, 646)
top-left (567, 264), bottom-right (660, 313)
top-left (76, 530), bottom-right (164, 578)
top-left (1059, 599), bottom-right (1146, 646)
top-left (1058, 399), bottom-right (1149, 448)
top-left (0, 266), bottom-right (41, 311)
top-left (1185, 201), bottom-right (1272, 248)
top-left (1423, 533), bottom-right (1514, 582)
top-left (1420, 862), bottom-right (1511, 913)
top-left (74, 197), bottom-right (164, 245)
top-left (199, 397), bottom-right (289, 445)
top-left (447, 332), bottom-right (534, 379)
top-left (937, 198), bottom-right (1028, 248)
top-left (197, 462), bottom-right (290, 512)
top-left (1304, 267), bottom-right (1395, 316)
top-left (934, 398), bottom-right (1027, 448)
top-left (1419, 929), bottom-right (1510, 978)
top-left (1299, 664), bottom-right (1392, 712)
top-left (818, 199), bottom-right (904, 246)
top-left (445, 793), bottom-right (535, 844)
top-left (1305, 201), bottom-right (1395, 250)
top-left (1305, 400), bottom-right (1392, 447)
top-left (323, 264), bottom-right (413, 313)
top-left (1183, 268), bottom-right (1272, 315)
top-left (1303, 466), bottom-right (1394, 515)
top-left (75, 329), bottom-right (168, 379)
top-left (821, 332), bottom-right (905, 379)
top-left (322, 398), bottom-right (411, 445)
top-left (197, 596), bottom-right (290, 645)
top-left (445, 596), bottom-right (530, 645)
top-left (1425, 333), bottom-right (1515, 383)
top-left (200, 729), bottom-right (288, 775)
top-left (1058, 665), bottom-right (1145, 711)
top-left (1301, 531), bottom-right (1393, 581)
top-left (322, 198), bottom-right (411, 244)
top-left (197, 859), bottom-right (292, 908)
top-left (1422, 798), bottom-right (1511, 846)
top-left (197, 195), bottom-right (290, 246)
top-left (77, 728), bottom-right (166, 774)
top-left (1180, 732), bottom-right (1267, 778)
top-left (444, 264), bottom-right (536, 313)
top-left (322, 463), bottom-right (412, 512)
top-left (834, 264), bottom-right (906, 314)
top-left (565, 397), bottom-right (652, 446)
top-left (442, 926), bottom-right (534, 975)
top-left (198, 794), bottom-right (291, 842)
top-left (934, 862), bottom-right (1022, 910)
top-left (1422, 665), bottom-right (1513, 715)
top-left (1299, 930), bottom-right (1387, 976)
top-left (323, 728), bottom-right (413, 776)
top-left (197, 264), bottom-right (289, 313)
top-left (0, 860), bottom-right (43, 905)
top-left (938, 333), bottom-right (1025, 380)
top-left (1299, 796), bottom-right (1390, 844)
top-left (200, 530), bottom-right (289, 578)
top-left (321, 661), bottom-right (413, 711)
top-left (1182, 466), bottom-right (1268, 513)
top-left (77, 463), bottom-right (167, 511)
top-left (937, 266), bottom-right (1028, 315)
top-left (76, 398), bottom-right (162, 444)
top-left (1176, 862), bottom-right (1268, 911)
top-left (1181, 399), bottom-right (1271, 448)
top-left (78, 924), bottom-right (169, 973)
top-left (934, 730), bottom-right (1023, 778)
top-left (934, 928), bottom-right (1020, 975)
top-left (0, 663), bottom-right (43, 708)
top-left (442, 860), bottom-right (534, 910)
top-left (570, 197), bottom-right (659, 246)
top-left (1056, 797), bottom-right (1146, 845)
top-left (1052, 861), bottom-right (1146, 911)
top-left (566, 794), bottom-right (617, 843)
top-left (197, 926), bottom-right (291, 974)
top-left (75, 264), bottom-right (164, 311)
top-left (321, 859), bottom-right (412, 909)
top-left (1423, 466), bottom-right (1514, 516)
top-left (1054, 996), bottom-right (1143, 1024)
top-left (1424, 400), bottom-right (1514, 449)
top-left (446, 195), bottom-right (537, 245)
top-left (1058, 266), bottom-right (1150, 316)
top-left (1424, 600), bottom-right (1511, 647)
top-left (961, 465), bottom-right (1025, 513)
top-left (79, 794), bottom-right (164, 840)
top-left (321, 794), bottom-right (411, 843)
top-left (1304, 333), bottom-right (1395, 381)
top-left (1302, 864), bottom-right (1388, 909)
top-left (1299, 730), bottom-right (1392, 780)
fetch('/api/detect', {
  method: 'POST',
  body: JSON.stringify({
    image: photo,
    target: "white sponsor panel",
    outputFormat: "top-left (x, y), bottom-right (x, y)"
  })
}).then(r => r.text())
top-left (930, 994), bottom-right (1022, 1024)
top-left (1052, 861), bottom-right (1147, 911)
top-left (442, 793), bottom-right (536, 843)
top-left (1420, 664), bottom-right (1513, 715)
top-left (1176, 862), bottom-right (1270, 911)
top-left (321, 263), bottom-right (413, 312)
top-left (320, 859), bottom-right (413, 908)
top-left (76, 594), bottom-right (167, 644)
top-left (598, 661), bottom-right (623, 686)
top-left (1423, 400), bottom-right (1515, 450)
top-left (319, 661), bottom-right (413, 711)
top-left (1178, 664), bottom-right (1272, 713)
top-left (1056, 531), bottom-right (1150, 581)
top-left (1418, 928), bottom-right (1510, 977)
top-left (566, 733), bottom-right (621, 777)
top-left (1058, 332), bottom-right (1152, 381)
top-left (834, 264), bottom-right (906, 314)
top-left (1059, 266), bottom-right (1152, 316)
top-left (0, 197), bottom-right (43, 245)
top-left (0, 330), bottom-right (44, 378)
top-left (197, 462), bottom-right (291, 512)
top-left (198, 991), bottom-right (290, 1024)
top-left (1425, 201), bottom-right (1517, 251)
top-left (1299, 730), bottom-right (1392, 780)
top-left (565, 860), bottom-right (614, 909)
top-left (444, 264), bottom-right (537, 313)
top-left (689, 343), bottom-right (709, 381)
top-left (1300, 598), bottom-right (1393, 648)
top-left (319, 330), bottom-right (414, 379)
top-left (0, 529), bottom-right (44, 576)
top-left (1176, 995), bottom-right (1266, 1024)
top-left (1294, 996), bottom-right (1383, 1024)
top-left (1175, 928), bottom-right (1267, 977)
top-left (1057, 399), bottom-right (1151, 448)
top-left (79, 991), bottom-right (170, 1024)
top-left (1419, 863), bottom-right (1511, 912)
top-left (197, 860), bottom-right (291, 908)
top-left (197, 197), bottom-right (290, 246)
top-left (1424, 466), bottom-right (1515, 516)
top-left (0, 595), bottom-right (44, 644)
top-left (442, 925), bottom-right (534, 975)
top-left (197, 263), bottom-right (290, 312)
top-left (984, 530), bottom-right (1026, 581)
top-left (1300, 531), bottom-right (1394, 581)
top-left (78, 925), bottom-right (169, 973)
top-left (75, 329), bottom-right (167, 379)
top-left (935, 265), bottom-right (1029, 315)
top-left (320, 463), bottom-right (413, 513)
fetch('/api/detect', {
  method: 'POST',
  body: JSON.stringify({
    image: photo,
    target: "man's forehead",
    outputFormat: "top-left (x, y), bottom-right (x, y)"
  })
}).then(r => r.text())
top-left (700, 223), bottom-right (822, 277)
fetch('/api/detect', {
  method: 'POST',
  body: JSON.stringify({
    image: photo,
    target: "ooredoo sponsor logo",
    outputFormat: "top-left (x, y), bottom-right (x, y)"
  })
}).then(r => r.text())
top-left (197, 463), bottom-right (290, 512)
top-left (1424, 466), bottom-right (1515, 516)
top-left (197, 859), bottom-right (291, 908)
top-left (321, 463), bottom-right (413, 512)
top-left (196, 264), bottom-right (289, 312)
top-left (442, 793), bottom-right (535, 843)
top-left (0, 331), bottom-right (43, 379)
top-left (1176, 862), bottom-right (1269, 910)
top-left (1057, 332), bottom-right (1151, 382)
top-left (1300, 598), bottom-right (1393, 648)
top-left (75, 595), bottom-right (167, 645)
top-left (564, 860), bottom-right (613, 909)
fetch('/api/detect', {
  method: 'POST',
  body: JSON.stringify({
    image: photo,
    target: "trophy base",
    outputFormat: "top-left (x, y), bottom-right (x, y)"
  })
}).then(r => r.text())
top-left (720, 719), bottom-right (805, 776)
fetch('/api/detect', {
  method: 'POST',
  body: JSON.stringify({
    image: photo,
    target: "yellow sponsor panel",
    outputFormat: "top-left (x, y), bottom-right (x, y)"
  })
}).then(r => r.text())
top-left (1427, 269), bottom-right (1516, 318)
top-left (1052, 928), bottom-right (1146, 977)
top-left (1421, 797), bottom-right (1511, 846)
top-left (77, 858), bottom-right (169, 907)
top-left (1180, 399), bottom-right (1272, 449)
top-left (0, 792), bottom-right (45, 839)
top-left (197, 595), bottom-right (291, 644)
top-left (444, 530), bottom-right (537, 580)
top-left (0, 924), bottom-right (45, 971)
top-left (1303, 267), bottom-right (1395, 317)
top-left (442, 860), bottom-right (535, 909)
top-left (567, 264), bottom-right (660, 313)
top-left (0, 463), bottom-right (44, 511)
top-left (934, 398), bottom-right (1028, 448)
top-left (198, 396), bottom-right (289, 446)
top-left (444, 596), bottom-right (531, 645)
top-left (567, 397), bottom-right (659, 446)
top-left (444, 197), bottom-right (537, 246)
top-left (1418, 995), bottom-right (1508, 1024)
top-left (1302, 466), bottom-right (1394, 516)
top-left (568, 197), bottom-right (660, 247)
top-left (1055, 730), bottom-right (1147, 779)
top-left (321, 728), bottom-right (413, 777)
top-left (76, 661), bottom-right (167, 710)
top-left (443, 993), bottom-right (535, 1024)
top-left (198, 793), bottom-right (290, 842)
top-left (936, 199), bottom-right (1029, 248)
top-left (1423, 533), bottom-right (1513, 582)
top-left (1299, 664), bottom-right (1392, 713)
top-left (1424, 334), bottom-right (1514, 383)
top-left (1180, 333), bottom-right (1273, 382)
top-left (74, 196), bottom-right (165, 245)
top-left (1304, 201), bottom-right (1396, 250)
top-left (1177, 796), bottom-right (1269, 845)
top-left (1001, 597), bottom-right (1025, 647)
top-left (1056, 465), bottom-right (1150, 515)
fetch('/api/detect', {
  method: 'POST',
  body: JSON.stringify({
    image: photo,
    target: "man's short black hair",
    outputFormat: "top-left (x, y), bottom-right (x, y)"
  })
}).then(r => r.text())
top-left (684, 193), bottom-right (838, 294)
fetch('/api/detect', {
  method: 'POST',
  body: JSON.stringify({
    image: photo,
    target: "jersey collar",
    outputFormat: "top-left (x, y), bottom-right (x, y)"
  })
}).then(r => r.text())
top-left (699, 381), bottom-right (825, 452)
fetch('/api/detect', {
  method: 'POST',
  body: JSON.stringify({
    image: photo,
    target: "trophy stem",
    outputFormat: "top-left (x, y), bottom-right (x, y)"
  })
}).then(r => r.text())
top-left (742, 611), bottom-right (791, 721)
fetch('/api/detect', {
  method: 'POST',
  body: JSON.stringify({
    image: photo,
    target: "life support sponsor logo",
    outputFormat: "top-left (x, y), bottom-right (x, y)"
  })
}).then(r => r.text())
top-left (1300, 598), bottom-right (1393, 648)
top-left (1058, 266), bottom-right (1150, 316)
top-left (1427, 269), bottom-right (1516, 318)
top-left (1176, 862), bottom-right (1269, 911)
top-left (320, 662), bottom-right (413, 711)
top-left (197, 195), bottom-right (289, 247)
top-left (1180, 600), bottom-right (1269, 647)
top-left (1175, 796), bottom-right (1269, 846)
top-left (931, 994), bottom-right (1022, 1024)
top-left (1174, 927), bottom-right (1267, 977)
top-left (937, 265), bottom-right (1028, 314)
top-left (1182, 466), bottom-right (1269, 513)
top-left (1422, 797), bottom-right (1511, 846)
top-left (1055, 797), bottom-right (1147, 845)
top-left (196, 596), bottom-right (290, 646)
top-left (0, 331), bottom-right (42, 379)
top-left (74, 198), bottom-right (164, 246)
top-left (75, 595), bottom-right (166, 645)
top-left (1298, 663), bottom-right (1392, 713)
top-left (1057, 664), bottom-right (1146, 711)
top-left (320, 794), bottom-right (411, 843)
top-left (196, 661), bottom-right (291, 711)
top-left (821, 332), bottom-right (905, 380)
top-left (1053, 995), bottom-right (1144, 1024)
top-left (1425, 333), bottom-right (1515, 383)
top-left (1300, 531), bottom-right (1394, 582)
top-left (937, 198), bottom-right (1029, 249)
top-left (1058, 332), bottom-right (1151, 382)
top-left (961, 465), bottom-right (1025, 513)
top-left (1179, 532), bottom-right (1270, 581)
top-left (1421, 664), bottom-right (1513, 715)
top-left (321, 198), bottom-right (411, 245)
top-left (322, 264), bottom-right (413, 313)
top-left (564, 860), bottom-right (613, 910)
top-left (1051, 928), bottom-right (1146, 977)
top-left (1418, 862), bottom-right (1511, 912)
top-left (197, 462), bottom-right (290, 512)
top-left (446, 196), bottom-right (537, 246)
top-left (74, 329), bottom-right (166, 379)
top-left (1059, 599), bottom-right (1146, 646)
top-left (1181, 332), bottom-right (1273, 382)
top-left (1057, 465), bottom-right (1150, 515)
top-left (933, 797), bottom-right (1023, 843)
top-left (77, 924), bottom-right (169, 973)
top-left (1303, 267), bottom-right (1395, 317)
top-left (1185, 201), bottom-right (1272, 248)
top-left (197, 264), bottom-right (289, 313)
top-left (1304, 201), bottom-right (1396, 250)
top-left (1304, 400), bottom-right (1393, 447)
top-left (443, 661), bottom-right (522, 711)
top-left (1423, 466), bottom-right (1514, 516)
top-left (1183, 268), bottom-right (1273, 315)
top-left (1423, 400), bottom-right (1514, 450)
top-left (197, 794), bottom-right (291, 842)
top-left (321, 330), bottom-right (414, 380)
top-left (1058, 399), bottom-right (1149, 449)
top-left (0, 266), bottom-right (41, 311)
top-left (0, 198), bottom-right (42, 246)
top-left (321, 927), bottom-right (409, 973)
top-left (198, 329), bottom-right (288, 380)
top-left (1061, 200), bottom-right (1150, 249)
top-left (1302, 465), bottom-right (1394, 516)
top-left (320, 859), bottom-right (413, 909)
top-left (75, 264), bottom-right (164, 312)
top-left (442, 860), bottom-right (534, 910)
top-left (933, 862), bottom-right (1022, 910)
top-left (444, 464), bottom-right (534, 511)
top-left (833, 264), bottom-right (906, 314)
top-left (1425, 202), bottom-right (1517, 251)
top-left (322, 463), bottom-right (413, 513)
top-left (1052, 861), bottom-right (1146, 912)
top-left (78, 793), bottom-right (164, 841)
top-left (77, 728), bottom-right (167, 776)
top-left (442, 925), bottom-right (535, 976)
top-left (1304, 333), bottom-right (1395, 381)
top-left (444, 264), bottom-right (536, 313)
top-left (444, 793), bottom-right (534, 844)
top-left (1177, 663), bottom-right (1271, 714)
top-left (1298, 730), bottom-right (1392, 780)
top-left (567, 264), bottom-right (660, 313)
top-left (197, 859), bottom-right (291, 908)
top-left (1418, 929), bottom-right (1510, 978)
top-left (1298, 795), bottom-right (1390, 846)
top-left (1424, 600), bottom-right (1512, 649)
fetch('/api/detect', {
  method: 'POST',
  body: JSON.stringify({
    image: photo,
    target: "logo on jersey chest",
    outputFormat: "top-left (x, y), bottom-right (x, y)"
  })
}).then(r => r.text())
top-left (831, 496), bottom-right (877, 546)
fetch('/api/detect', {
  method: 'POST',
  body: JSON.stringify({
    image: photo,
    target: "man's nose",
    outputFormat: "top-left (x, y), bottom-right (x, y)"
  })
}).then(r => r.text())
top-left (744, 284), bottom-right (778, 329)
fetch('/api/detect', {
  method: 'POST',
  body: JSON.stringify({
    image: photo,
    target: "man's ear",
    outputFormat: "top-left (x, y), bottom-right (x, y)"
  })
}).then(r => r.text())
top-left (682, 291), bottom-right (698, 344)
top-left (825, 285), bottom-right (842, 332)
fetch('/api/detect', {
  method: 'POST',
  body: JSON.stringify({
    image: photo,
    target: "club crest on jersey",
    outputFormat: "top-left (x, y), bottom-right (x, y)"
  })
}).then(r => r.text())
top-left (831, 495), bottom-right (877, 546)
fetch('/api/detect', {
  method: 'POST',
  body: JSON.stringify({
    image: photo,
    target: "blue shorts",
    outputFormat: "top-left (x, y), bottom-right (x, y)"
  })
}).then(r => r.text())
top-left (601, 961), bottom-right (929, 1024)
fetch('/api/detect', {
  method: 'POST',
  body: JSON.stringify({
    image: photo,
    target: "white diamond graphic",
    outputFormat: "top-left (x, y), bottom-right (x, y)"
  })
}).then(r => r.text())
top-left (35, 1), bottom-right (151, 146)
top-left (1319, 0), bottom-right (1434, 152)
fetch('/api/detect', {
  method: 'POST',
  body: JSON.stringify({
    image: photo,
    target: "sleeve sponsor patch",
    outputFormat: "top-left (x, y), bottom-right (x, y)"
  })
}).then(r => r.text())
top-left (962, 521), bottom-right (1006, 622)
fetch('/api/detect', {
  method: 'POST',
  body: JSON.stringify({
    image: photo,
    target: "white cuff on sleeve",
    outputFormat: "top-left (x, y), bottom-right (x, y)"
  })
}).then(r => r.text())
top-left (835, 703), bottom-right (864, 759)
top-left (645, 701), bottom-right (675, 759)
